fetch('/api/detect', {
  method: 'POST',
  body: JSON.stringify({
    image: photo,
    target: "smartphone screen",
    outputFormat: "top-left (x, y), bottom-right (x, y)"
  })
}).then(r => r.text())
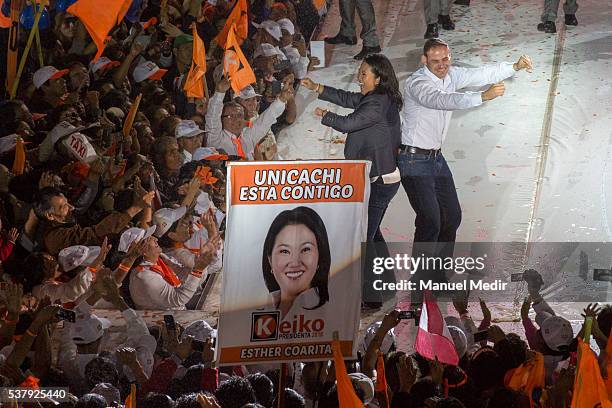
top-left (57, 308), bottom-right (76, 323)
top-left (510, 273), bottom-right (524, 282)
top-left (398, 310), bottom-right (417, 319)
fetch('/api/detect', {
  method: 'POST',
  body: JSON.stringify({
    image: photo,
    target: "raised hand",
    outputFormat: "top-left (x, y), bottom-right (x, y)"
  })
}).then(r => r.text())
top-left (3, 283), bottom-right (24, 316)
top-left (479, 298), bottom-right (491, 321)
top-left (215, 77), bottom-right (231, 93)
top-left (300, 78), bottom-right (319, 92)
top-left (314, 107), bottom-right (328, 117)
top-left (201, 208), bottom-right (219, 239)
top-left (90, 237), bottom-right (111, 269)
top-left (513, 55), bottom-right (533, 73)
top-left (7, 228), bottom-right (19, 243)
top-left (482, 82), bottom-right (505, 101)
top-left (398, 354), bottom-right (417, 392)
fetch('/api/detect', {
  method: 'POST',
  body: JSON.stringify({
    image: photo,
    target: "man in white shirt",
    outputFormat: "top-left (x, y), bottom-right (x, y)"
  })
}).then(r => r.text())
top-left (399, 39), bottom-right (532, 288)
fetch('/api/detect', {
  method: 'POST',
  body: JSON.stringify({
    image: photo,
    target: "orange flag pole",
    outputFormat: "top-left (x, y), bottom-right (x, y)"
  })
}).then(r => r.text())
top-left (123, 93), bottom-right (142, 139)
top-left (12, 136), bottom-right (26, 175)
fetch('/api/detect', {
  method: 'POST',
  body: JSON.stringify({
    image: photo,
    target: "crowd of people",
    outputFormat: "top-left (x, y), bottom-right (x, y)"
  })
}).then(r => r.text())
top-left (0, 0), bottom-right (605, 407)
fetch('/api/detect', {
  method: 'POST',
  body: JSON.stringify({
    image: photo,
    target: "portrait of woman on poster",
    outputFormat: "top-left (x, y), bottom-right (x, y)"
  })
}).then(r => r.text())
top-left (262, 206), bottom-right (331, 319)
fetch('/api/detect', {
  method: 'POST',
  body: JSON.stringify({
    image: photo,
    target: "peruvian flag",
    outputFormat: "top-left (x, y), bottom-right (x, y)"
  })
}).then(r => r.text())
top-left (415, 291), bottom-right (459, 366)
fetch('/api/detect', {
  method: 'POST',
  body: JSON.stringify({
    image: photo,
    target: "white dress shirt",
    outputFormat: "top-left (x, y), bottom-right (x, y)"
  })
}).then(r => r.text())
top-left (129, 254), bottom-right (201, 310)
top-left (205, 91), bottom-right (286, 159)
top-left (401, 63), bottom-right (517, 149)
top-left (32, 267), bottom-right (95, 304)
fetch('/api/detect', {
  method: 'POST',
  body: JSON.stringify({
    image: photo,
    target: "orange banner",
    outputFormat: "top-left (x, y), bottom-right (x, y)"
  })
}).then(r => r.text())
top-left (219, 340), bottom-right (353, 364)
top-left (230, 162), bottom-right (367, 205)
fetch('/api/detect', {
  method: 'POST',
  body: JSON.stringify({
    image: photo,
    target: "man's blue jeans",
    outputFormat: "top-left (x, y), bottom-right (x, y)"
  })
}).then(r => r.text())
top-left (397, 151), bottom-right (462, 289)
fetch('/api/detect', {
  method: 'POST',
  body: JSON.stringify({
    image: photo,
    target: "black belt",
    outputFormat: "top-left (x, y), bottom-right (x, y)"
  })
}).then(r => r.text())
top-left (398, 144), bottom-right (442, 156)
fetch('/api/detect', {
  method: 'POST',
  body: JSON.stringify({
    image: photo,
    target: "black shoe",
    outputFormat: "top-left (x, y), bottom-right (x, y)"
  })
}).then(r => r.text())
top-left (438, 14), bottom-right (455, 30)
top-left (565, 14), bottom-right (578, 25)
top-left (324, 33), bottom-right (357, 45)
top-left (537, 21), bottom-right (556, 33)
top-left (454, 0), bottom-right (470, 5)
top-left (424, 23), bottom-right (439, 39)
top-left (353, 45), bottom-right (382, 60)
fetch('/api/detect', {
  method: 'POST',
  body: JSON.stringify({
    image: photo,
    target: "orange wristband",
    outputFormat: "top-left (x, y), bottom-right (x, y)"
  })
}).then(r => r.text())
top-left (118, 264), bottom-right (131, 272)
top-left (89, 266), bottom-right (98, 273)
top-left (25, 329), bottom-right (37, 337)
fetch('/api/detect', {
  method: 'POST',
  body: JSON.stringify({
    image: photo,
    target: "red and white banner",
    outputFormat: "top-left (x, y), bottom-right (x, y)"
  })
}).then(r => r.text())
top-left (415, 291), bottom-right (459, 366)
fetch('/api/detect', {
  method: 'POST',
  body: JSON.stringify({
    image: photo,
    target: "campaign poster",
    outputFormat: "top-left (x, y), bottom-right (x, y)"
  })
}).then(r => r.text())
top-left (216, 161), bottom-right (370, 365)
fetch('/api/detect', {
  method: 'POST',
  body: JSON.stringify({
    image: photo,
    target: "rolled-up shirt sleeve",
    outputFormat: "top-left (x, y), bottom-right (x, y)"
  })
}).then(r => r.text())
top-left (408, 79), bottom-right (483, 111)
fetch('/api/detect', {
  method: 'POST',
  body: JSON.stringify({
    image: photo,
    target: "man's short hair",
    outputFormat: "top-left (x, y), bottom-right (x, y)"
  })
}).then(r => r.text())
top-left (34, 187), bottom-right (63, 219)
top-left (423, 38), bottom-right (449, 56)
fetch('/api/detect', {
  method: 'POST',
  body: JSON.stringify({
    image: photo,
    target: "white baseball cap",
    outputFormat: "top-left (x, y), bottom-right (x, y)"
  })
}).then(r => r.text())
top-left (0, 134), bottom-right (19, 155)
top-left (277, 18), bottom-right (295, 35)
top-left (192, 147), bottom-right (220, 162)
top-left (89, 57), bottom-right (120, 74)
top-left (253, 43), bottom-right (285, 59)
top-left (153, 206), bottom-right (187, 237)
top-left (61, 132), bottom-right (98, 163)
top-left (252, 20), bottom-right (282, 41)
top-left (33, 66), bottom-right (69, 89)
top-left (90, 383), bottom-right (121, 406)
top-left (133, 61), bottom-right (168, 83)
top-left (38, 121), bottom-right (88, 162)
top-left (175, 120), bottom-right (205, 139)
top-left (540, 316), bottom-right (574, 352)
top-left (236, 85), bottom-right (261, 100)
top-left (181, 320), bottom-right (217, 342)
top-left (118, 226), bottom-right (156, 252)
top-left (71, 313), bottom-right (112, 344)
top-left (58, 245), bottom-right (101, 272)
top-left (348, 373), bottom-right (374, 405)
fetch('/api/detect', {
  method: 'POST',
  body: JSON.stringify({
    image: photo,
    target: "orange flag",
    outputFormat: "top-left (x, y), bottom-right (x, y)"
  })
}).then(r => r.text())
top-left (605, 328), bottom-right (612, 398)
top-left (12, 136), bottom-right (25, 175)
top-left (124, 383), bottom-right (136, 408)
top-left (375, 352), bottom-right (389, 408)
top-left (505, 352), bottom-right (545, 408)
top-left (184, 25), bottom-right (207, 99)
top-left (571, 339), bottom-right (612, 408)
top-left (214, 0), bottom-right (248, 47)
top-left (223, 24), bottom-right (256, 94)
top-left (312, 0), bottom-right (326, 12)
top-left (67, 0), bottom-right (132, 62)
top-left (331, 339), bottom-right (364, 408)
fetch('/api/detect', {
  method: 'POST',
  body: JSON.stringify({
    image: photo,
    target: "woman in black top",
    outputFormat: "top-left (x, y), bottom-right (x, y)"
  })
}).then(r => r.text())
top-left (301, 54), bottom-right (402, 308)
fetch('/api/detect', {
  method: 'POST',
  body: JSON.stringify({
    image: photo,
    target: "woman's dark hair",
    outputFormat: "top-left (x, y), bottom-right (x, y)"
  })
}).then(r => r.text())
top-left (246, 373), bottom-right (274, 408)
top-left (363, 53), bottom-right (403, 110)
top-left (75, 394), bottom-right (107, 408)
top-left (141, 392), bottom-right (175, 408)
top-left (22, 252), bottom-right (52, 293)
top-left (262, 206), bottom-right (331, 310)
top-left (215, 377), bottom-right (256, 408)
